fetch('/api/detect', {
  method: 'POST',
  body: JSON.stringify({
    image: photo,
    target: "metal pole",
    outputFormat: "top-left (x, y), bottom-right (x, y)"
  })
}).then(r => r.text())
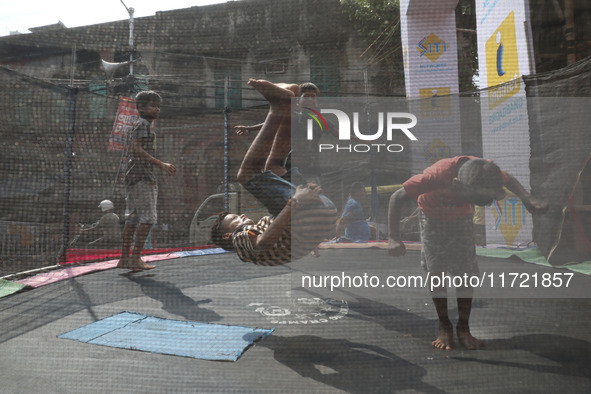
top-left (364, 70), bottom-right (380, 241)
top-left (119, 0), bottom-right (134, 76)
top-left (223, 76), bottom-right (230, 212)
top-left (129, 7), bottom-right (134, 76)
top-left (564, 0), bottom-right (576, 65)
top-left (59, 47), bottom-right (78, 264)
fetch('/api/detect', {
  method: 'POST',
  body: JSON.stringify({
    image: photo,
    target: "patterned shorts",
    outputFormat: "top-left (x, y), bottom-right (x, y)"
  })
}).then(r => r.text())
top-left (419, 210), bottom-right (478, 276)
top-left (125, 181), bottom-right (158, 225)
top-left (243, 168), bottom-right (335, 216)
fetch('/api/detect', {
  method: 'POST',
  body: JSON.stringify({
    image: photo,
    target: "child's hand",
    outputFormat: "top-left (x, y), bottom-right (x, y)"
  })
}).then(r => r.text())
top-left (160, 162), bottom-right (176, 176)
top-left (388, 239), bottom-right (406, 257)
top-left (234, 125), bottom-right (249, 135)
top-left (306, 183), bottom-right (323, 195)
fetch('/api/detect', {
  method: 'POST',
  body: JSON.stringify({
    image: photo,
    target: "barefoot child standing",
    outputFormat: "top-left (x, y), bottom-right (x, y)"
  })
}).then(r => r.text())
top-left (117, 90), bottom-right (176, 272)
top-left (388, 156), bottom-right (548, 350)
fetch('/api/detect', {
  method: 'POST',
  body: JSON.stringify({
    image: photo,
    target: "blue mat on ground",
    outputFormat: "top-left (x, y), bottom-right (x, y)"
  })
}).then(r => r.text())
top-left (172, 247), bottom-right (230, 258)
top-left (58, 311), bottom-right (274, 361)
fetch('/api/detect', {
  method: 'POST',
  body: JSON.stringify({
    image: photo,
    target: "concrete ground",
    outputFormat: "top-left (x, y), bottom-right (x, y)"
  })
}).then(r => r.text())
top-left (1, 248), bottom-right (590, 393)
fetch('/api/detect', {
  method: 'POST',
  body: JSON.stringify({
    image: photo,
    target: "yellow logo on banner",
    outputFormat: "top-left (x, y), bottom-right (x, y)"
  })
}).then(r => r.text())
top-left (485, 11), bottom-right (520, 109)
top-left (423, 138), bottom-right (454, 164)
top-left (417, 33), bottom-right (448, 62)
top-left (491, 193), bottom-right (529, 246)
top-left (419, 87), bottom-right (452, 118)
top-left (419, 87), bottom-right (451, 98)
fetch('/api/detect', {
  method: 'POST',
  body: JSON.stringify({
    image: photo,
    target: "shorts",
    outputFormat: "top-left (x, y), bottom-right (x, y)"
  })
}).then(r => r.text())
top-left (243, 168), bottom-right (335, 216)
top-left (418, 210), bottom-right (478, 276)
top-left (125, 181), bottom-right (158, 225)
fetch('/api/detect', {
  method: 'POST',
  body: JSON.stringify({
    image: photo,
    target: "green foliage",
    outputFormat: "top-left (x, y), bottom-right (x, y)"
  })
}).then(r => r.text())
top-left (341, 0), bottom-right (404, 94)
top-left (455, 0), bottom-right (479, 92)
top-left (341, 0), bottom-right (400, 40)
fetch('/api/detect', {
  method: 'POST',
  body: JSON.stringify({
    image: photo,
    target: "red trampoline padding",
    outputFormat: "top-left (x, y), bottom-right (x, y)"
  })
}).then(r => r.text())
top-left (63, 245), bottom-right (215, 265)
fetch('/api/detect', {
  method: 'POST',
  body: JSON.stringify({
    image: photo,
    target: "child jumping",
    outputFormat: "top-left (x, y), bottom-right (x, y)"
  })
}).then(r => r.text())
top-left (211, 79), bottom-right (337, 265)
top-left (117, 90), bottom-right (176, 272)
top-left (388, 156), bottom-right (548, 350)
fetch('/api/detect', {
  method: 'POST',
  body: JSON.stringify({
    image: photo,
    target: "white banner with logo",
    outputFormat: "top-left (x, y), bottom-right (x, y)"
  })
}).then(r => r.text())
top-left (400, 0), bottom-right (463, 180)
top-left (476, 0), bottom-right (535, 247)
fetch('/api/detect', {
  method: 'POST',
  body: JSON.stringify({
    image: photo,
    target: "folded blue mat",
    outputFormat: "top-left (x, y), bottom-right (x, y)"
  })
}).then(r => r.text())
top-left (58, 311), bottom-right (273, 361)
top-left (173, 248), bottom-right (230, 258)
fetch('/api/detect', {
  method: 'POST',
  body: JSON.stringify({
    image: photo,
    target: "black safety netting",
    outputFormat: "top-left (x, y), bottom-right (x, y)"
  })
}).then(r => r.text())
top-left (0, 64), bottom-right (282, 276)
top-left (0, 0), bottom-right (590, 277)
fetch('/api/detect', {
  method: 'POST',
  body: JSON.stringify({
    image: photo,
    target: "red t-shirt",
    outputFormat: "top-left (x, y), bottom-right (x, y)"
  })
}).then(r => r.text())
top-left (403, 156), bottom-right (508, 221)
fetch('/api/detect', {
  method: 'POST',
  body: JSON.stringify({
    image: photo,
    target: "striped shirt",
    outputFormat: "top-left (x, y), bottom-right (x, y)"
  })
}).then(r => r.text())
top-left (232, 205), bottom-right (337, 266)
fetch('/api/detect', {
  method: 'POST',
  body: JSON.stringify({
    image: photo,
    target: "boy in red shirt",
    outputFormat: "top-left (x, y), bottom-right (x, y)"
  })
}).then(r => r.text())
top-left (388, 156), bottom-right (548, 350)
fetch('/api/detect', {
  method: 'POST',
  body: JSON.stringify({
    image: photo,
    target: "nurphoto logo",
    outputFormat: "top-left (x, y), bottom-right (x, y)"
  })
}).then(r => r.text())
top-left (304, 106), bottom-right (418, 153)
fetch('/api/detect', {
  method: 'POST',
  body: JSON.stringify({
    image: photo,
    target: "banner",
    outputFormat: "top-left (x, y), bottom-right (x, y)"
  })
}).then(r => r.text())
top-left (400, 0), bottom-right (460, 99)
top-left (108, 96), bottom-right (139, 151)
top-left (475, 0), bottom-right (535, 247)
top-left (400, 0), bottom-right (462, 177)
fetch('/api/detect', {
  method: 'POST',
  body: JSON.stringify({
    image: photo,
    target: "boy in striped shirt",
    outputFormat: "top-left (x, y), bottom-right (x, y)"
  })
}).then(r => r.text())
top-left (211, 79), bottom-right (337, 265)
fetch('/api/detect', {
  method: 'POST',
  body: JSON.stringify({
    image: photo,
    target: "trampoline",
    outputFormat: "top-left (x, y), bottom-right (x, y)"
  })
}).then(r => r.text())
top-left (0, 248), bottom-right (590, 392)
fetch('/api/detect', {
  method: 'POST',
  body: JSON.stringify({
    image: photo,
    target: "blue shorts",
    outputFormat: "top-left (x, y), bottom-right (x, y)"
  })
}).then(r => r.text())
top-left (243, 169), bottom-right (335, 216)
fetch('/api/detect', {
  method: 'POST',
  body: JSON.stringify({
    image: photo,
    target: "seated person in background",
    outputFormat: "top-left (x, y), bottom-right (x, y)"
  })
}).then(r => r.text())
top-left (333, 182), bottom-right (373, 242)
top-left (80, 199), bottom-right (121, 248)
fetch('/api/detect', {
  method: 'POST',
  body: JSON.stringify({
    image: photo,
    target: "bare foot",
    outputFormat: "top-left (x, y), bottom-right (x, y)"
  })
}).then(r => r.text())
top-left (116, 257), bottom-right (131, 269)
top-left (456, 323), bottom-right (484, 350)
top-left (278, 83), bottom-right (301, 96)
top-left (432, 321), bottom-right (453, 350)
top-left (248, 79), bottom-right (295, 102)
top-left (128, 258), bottom-right (155, 272)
